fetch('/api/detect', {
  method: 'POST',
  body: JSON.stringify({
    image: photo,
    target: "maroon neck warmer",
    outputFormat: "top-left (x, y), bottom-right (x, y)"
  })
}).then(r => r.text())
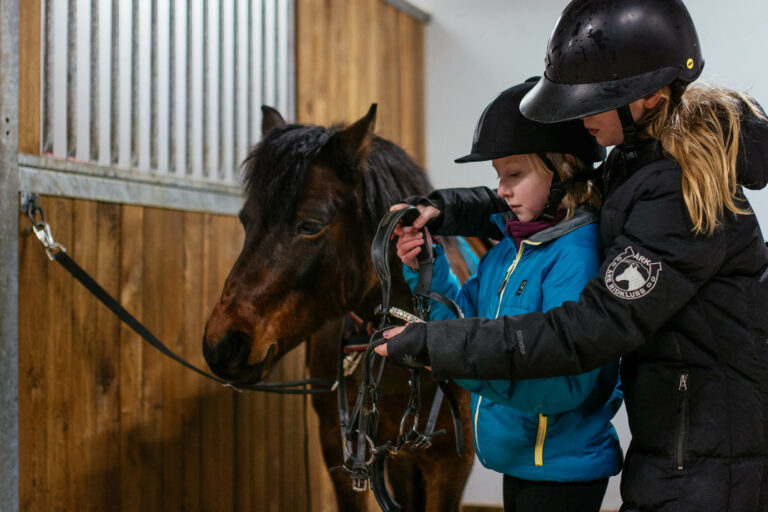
top-left (505, 209), bottom-right (565, 249)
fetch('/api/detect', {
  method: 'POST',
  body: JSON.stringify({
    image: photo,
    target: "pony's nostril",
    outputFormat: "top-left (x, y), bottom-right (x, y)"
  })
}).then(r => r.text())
top-left (224, 330), bottom-right (253, 362)
top-left (203, 330), bottom-right (253, 379)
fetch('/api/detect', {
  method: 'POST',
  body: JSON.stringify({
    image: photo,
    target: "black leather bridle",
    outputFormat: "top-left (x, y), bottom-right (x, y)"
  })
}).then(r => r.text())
top-left (338, 206), bottom-right (465, 511)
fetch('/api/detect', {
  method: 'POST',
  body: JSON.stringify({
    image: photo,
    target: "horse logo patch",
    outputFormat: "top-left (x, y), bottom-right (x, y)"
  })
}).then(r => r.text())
top-left (604, 247), bottom-right (662, 300)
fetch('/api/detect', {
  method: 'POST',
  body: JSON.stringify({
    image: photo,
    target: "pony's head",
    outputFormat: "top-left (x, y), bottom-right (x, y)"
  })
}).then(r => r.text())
top-left (202, 105), bottom-right (431, 384)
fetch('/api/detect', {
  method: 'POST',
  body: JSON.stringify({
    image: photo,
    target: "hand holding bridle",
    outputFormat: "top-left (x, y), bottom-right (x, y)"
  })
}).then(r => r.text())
top-left (395, 227), bottom-right (425, 270)
top-left (376, 325), bottom-right (406, 355)
top-left (374, 326), bottom-right (432, 371)
top-left (389, 202), bottom-right (442, 237)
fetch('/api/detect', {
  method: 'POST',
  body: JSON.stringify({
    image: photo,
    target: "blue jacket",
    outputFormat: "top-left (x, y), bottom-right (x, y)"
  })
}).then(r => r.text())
top-left (404, 207), bottom-right (623, 482)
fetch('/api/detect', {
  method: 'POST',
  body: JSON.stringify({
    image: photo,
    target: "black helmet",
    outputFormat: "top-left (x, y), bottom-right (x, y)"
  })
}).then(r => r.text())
top-left (520, 0), bottom-right (704, 123)
top-left (457, 77), bottom-right (605, 221)
top-left (455, 77), bottom-right (605, 165)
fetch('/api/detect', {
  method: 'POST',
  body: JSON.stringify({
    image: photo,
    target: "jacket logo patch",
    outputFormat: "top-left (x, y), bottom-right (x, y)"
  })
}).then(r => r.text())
top-left (604, 246), bottom-right (662, 300)
top-left (515, 280), bottom-right (527, 296)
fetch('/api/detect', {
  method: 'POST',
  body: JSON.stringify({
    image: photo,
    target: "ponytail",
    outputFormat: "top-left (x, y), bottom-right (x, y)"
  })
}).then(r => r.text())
top-left (644, 85), bottom-right (763, 235)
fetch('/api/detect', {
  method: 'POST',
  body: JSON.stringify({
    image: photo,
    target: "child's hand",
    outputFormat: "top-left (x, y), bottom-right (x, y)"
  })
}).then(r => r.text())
top-left (389, 202), bottom-right (441, 237)
top-left (396, 226), bottom-right (425, 270)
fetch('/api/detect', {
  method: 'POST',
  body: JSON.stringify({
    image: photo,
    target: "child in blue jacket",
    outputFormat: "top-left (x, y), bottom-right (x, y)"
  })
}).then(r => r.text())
top-left (394, 78), bottom-right (623, 512)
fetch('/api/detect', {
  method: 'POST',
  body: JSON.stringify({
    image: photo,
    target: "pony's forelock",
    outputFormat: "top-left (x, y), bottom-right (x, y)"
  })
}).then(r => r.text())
top-left (242, 124), bottom-right (334, 225)
top-left (240, 122), bottom-right (432, 230)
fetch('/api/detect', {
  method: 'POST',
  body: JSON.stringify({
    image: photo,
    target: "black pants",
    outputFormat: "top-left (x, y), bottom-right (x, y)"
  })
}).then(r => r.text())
top-left (503, 474), bottom-right (609, 512)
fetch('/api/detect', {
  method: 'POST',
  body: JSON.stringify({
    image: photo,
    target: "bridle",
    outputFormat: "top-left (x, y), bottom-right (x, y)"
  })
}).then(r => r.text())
top-left (338, 206), bottom-right (465, 511)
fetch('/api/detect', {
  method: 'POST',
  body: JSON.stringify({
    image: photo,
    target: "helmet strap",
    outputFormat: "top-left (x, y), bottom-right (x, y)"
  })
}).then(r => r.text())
top-left (617, 105), bottom-right (639, 158)
top-left (537, 152), bottom-right (565, 221)
top-left (669, 80), bottom-right (688, 104)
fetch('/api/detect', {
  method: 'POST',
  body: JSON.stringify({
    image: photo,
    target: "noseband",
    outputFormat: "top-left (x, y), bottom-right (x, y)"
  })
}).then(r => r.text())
top-left (338, 206), bottom-right (465, 511)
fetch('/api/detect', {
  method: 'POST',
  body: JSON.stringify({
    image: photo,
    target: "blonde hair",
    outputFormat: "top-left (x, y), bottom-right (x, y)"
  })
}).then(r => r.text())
top-left (526, 153), bottom-right (602, 219)
top-left (642, 85), bottom-right (763, 235)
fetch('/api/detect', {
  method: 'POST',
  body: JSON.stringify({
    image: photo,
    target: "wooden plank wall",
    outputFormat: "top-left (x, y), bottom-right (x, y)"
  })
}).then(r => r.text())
top-left (18, 198), bottom-right (312, 512)
top-left (296, 0), bottom-right (425, 166)
top-left (17, 1), bottom-right (426, 511)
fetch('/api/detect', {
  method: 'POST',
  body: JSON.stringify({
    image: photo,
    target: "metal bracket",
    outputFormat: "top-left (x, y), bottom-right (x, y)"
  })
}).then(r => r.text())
top-left (20, 191), bottom-right (40, 217)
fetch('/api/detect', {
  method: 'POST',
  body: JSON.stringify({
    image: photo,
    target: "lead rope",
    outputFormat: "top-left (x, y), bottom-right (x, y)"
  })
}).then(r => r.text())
top-left (339, 206), bottom-right (465, 511)
top-left (22, 195), bottom-right (335, 395)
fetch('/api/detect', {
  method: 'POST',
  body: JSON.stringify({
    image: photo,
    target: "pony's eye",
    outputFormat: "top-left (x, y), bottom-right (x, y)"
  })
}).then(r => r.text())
top-left (296, 219), bottom-right (326, 236)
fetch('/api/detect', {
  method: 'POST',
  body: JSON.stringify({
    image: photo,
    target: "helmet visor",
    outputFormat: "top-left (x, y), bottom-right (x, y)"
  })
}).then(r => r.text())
top-left (520, 67), bottom-right (681, 123)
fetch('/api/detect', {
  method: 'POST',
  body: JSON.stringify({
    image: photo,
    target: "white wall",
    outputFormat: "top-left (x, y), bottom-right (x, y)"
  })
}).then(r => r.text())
top-left (409, 0), bottom-right (768, 509)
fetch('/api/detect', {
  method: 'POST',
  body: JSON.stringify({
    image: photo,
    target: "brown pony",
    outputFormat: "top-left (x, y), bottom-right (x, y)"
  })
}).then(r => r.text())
top-left (203, 105), bottom-right (476, 511)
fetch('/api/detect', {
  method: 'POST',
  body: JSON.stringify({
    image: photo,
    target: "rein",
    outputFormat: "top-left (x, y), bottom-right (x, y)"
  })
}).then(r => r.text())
top-left (338, 206), bottom-right (465, 512)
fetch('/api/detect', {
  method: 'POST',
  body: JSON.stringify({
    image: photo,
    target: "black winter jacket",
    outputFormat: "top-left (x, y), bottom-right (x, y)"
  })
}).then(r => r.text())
top-left (389, 113), bottom-right (768, 511)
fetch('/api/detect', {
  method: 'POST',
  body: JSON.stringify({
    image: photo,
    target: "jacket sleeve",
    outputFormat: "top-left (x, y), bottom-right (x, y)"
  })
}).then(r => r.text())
top-left (468, 241), bottom-right (605, 414)
top-left (387, 165), bottom-right (728, 381)
top-left (424, 187), bottom-right (509, 239)
top-left (402, 245), bottom-right (477, 320)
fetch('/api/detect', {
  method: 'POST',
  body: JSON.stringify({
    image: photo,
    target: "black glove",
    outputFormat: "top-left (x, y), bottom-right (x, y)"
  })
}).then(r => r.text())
top-left (406, 187), bottom-right (508, 239)
top-left (386, 323), bottom-right (430, 368)
top-left (400, 194), bottom-right (445, 232)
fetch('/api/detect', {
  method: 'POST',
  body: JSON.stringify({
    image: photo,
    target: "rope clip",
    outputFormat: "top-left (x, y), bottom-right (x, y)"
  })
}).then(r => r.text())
top-left (21, 193), bottom-right (66, 260)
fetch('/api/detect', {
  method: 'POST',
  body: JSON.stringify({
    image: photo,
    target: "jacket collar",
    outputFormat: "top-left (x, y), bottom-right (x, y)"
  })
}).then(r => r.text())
top-left (603, 139), bottom-right (667, 195)
top-left (490, 206), bottom-right (599, 245)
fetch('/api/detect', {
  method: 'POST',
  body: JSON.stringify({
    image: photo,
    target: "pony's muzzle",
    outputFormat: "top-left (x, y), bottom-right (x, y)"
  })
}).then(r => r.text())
top-left (203, 329), bottom-right (262, 382)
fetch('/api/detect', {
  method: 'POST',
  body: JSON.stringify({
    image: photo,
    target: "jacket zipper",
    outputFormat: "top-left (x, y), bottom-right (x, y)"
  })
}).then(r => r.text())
top-left (534, 413), bottom-right (547, 466)
top-left (473, 396), bottom-right (485, 465)
top-left (675, 371), bottom-right (690, 470)
top-left (488, 240), bottom-right (547, 467)
top-left (495, 242), bottom-right (534, 318)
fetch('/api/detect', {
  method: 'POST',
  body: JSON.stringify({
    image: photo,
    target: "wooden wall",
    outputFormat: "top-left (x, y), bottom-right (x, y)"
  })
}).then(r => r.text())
top-left (18, 199), bottom-right (312, 511)
top-left (17, 1), bottom-right (426, 511)
top-left (296, 0), bottom-right (425, 166)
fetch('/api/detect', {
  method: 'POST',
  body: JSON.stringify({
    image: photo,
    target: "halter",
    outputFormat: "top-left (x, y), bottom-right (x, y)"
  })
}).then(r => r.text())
top-left (337, 206), bottom-right (465, 511)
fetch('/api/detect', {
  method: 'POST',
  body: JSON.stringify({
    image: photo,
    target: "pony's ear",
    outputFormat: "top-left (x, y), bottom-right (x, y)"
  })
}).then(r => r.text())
top-left (261, 106), bottom-right (286, 136)
top-left (336, 104), bottom-right (377, 166)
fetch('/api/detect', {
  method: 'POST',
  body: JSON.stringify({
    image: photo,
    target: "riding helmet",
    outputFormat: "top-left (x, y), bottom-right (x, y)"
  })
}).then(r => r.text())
top-left (455, 77), bottom-right (605, 165)
top-left (519, 0), bottom-right (704, 123)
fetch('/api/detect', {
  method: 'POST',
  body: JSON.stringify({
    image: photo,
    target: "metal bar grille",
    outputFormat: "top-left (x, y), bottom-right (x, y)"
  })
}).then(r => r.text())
top-left (41, 0), bottom-right (296, 189)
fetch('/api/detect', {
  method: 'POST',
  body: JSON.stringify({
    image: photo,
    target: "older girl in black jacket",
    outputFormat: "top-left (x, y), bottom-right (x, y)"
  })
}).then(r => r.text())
top-left (376, 1), bottom-right (768, 510)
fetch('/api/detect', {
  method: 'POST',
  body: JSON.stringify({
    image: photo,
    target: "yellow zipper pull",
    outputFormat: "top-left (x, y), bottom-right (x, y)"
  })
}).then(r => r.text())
top-left (534, 413), bottom-right (547, 466)
top-left (497, 265), bottom-right (515, 295)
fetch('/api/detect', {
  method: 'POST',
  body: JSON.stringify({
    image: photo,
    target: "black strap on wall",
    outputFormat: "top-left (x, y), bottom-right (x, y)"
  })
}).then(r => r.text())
top-left (52, 250), bottom-right (334, 394)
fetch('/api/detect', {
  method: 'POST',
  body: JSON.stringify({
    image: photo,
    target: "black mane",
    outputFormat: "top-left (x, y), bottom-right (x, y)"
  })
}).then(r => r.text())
top-left (242, 124), bottom-right (331, 226)
top-left (241, 122), bottom-right (433, 233)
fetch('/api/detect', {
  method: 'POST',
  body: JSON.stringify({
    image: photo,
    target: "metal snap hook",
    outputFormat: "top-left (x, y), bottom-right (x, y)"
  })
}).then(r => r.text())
top-left (30, 218), bottom-right (66, 260)
top-left (22, 195), bottom-right (67, 260)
